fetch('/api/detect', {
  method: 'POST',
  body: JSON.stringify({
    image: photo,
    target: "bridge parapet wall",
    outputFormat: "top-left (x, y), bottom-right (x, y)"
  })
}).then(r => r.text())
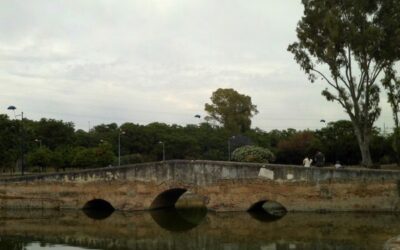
top-left (0, 160), bottom-right (399, 185)
top-left (0, 160), bottom-right (400, 212)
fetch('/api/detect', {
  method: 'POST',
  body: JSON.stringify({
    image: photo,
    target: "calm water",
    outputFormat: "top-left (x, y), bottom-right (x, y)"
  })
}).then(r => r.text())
top-left (0, 208), bottom-right (399, 250)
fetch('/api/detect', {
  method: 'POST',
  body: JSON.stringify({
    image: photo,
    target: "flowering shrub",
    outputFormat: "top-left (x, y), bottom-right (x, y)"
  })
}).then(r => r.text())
top-left (232, 145), bottom-right (275, 163)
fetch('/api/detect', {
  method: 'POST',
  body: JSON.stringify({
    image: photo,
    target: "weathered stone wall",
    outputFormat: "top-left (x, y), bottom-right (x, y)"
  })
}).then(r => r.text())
top-left (0, 160), bottom-right (399, 212)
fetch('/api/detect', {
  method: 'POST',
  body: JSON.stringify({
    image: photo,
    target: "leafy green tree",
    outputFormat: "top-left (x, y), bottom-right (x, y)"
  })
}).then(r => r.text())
top-left (232, 145), bottom-right (275, 163)
top-left (317, 120), bottom-right (360, 165)
top-left (74, 129), bottom-right (97, 148)
top-left (277, 131), bottom-right (321, 164)
top-left (0, 115), bottom-right (19, 171)
top-left (35, 118), bottom-right (75, 150)
top-left (194, 123), bottom-right (227, 160)
top-left (27, 147), bottom-right (52, 172)
top-left (72, 147), bottom-right (97, 168)
top-left (288, 0), bottom-right (400, 167)
top-left (370, 130), bottom-right (393, 164)
top-left (95, 142), bottom-right (115, 167)
top-left (51, 146), bottom-right (78, 171)
top-left (120, 123), bottom-right (147, 155)
top-left (205, 88), bottom-right (258, 134)
top-left (119, 153), bottom-right (144, 165)
top-left (91, 123), bottom-right (119, 153)
top-left (382, 68), bottom-right (400, 165)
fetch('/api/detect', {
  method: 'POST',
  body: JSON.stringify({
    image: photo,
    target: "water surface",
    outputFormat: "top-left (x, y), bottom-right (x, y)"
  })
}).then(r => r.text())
top-left (0, 209), bottom-right (399, 250)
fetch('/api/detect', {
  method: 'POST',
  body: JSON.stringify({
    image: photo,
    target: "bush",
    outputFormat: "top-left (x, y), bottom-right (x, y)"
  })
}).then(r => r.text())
top-left (118, 153), bottom-right (144, 165)
top-left (232, 145), bottom-right (275, 163)
top-left (27, 147), bottom-right (52, 171)
top-left (72, 148), bottom-right (97, 168)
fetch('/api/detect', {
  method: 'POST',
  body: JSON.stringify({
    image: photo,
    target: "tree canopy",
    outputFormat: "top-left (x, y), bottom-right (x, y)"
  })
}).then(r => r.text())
top-left (0, 114), bottom-right (396, 172)
top-left (288, 0), bottom-right (400, 167)
top-left (205, 88), bottom-right (258, 135)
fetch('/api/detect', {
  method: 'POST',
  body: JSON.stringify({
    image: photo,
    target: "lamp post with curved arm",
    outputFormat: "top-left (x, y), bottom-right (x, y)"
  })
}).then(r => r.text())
top-left (159, 141), bottom-right (165, 161)
top-left (7, 106), bottom-right (24, 175)
top-left (35, 139), bottom-right (42, 148)
top-left (228, 136), bottom-right (236, 161)
top-left (118, 130), bottom-right (125, 166)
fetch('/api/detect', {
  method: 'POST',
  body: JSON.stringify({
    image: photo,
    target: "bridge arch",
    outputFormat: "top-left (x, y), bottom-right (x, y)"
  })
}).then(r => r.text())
top-left (82, 199), bottom-right (115, 220)
top-left (248, 199), bottom-right (287, 218)
top-left (150, 188), bottom-right (187, 210)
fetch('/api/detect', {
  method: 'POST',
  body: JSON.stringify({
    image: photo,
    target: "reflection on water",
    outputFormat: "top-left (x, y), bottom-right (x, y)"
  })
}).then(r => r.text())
top-left (0, 208), bottom-right (399, 250)
top-left (248, 211), bottom-right (283, 222)
top-left (150, 207), bottom-right (207, 232)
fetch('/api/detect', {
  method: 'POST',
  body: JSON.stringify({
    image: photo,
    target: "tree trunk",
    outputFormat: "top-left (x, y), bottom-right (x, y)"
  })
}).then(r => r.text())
top-left (359, 140), bottom-right (373, 167)
top-left (393, 113), bottom-right (400, 166)
top-left (354, 128), bottom-right (373, 167)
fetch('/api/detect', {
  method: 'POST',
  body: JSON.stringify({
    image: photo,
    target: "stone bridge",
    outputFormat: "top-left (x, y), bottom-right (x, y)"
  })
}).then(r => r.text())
top-left (0, 160), bottom-right (400, 212)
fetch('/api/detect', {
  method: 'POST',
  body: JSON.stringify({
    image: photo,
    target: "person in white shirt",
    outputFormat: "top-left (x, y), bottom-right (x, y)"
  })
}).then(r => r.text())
top-left (303, 157), bottom-right (312, 167)
top-left (334, 161), bottom-right (342, 169)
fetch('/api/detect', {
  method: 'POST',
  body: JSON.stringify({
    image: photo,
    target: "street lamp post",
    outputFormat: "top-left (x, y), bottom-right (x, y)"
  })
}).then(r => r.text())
top-left (159, 141), bottom-right (165, 161)
top-left (7, 106), bottom-right (24, 175)
top-left (194, 114), bottom-right (201, 126)
top-left (118, 130), bottom-right (125, 166)
top-left (35, 139), bottom-right (42, 148)
top-left (228, 136), bottom-right (236, 161)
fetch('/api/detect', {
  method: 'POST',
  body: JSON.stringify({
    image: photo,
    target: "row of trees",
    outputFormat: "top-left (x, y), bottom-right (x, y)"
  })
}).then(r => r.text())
top-left (0, 113), bottom-right (396, 172)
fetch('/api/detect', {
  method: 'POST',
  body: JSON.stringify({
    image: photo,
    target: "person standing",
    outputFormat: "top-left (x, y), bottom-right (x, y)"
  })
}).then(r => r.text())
top-left (314, 151), bottom-right (325, 167)
top-left (334, 161), bottom-right (342, 169)
top-left (303, 157), bottom-right (312, 167)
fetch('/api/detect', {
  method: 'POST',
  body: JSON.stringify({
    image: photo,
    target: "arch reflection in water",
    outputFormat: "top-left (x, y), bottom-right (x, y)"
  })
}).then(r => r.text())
top-left (150, 207), bottom-right (207, 232)
top-left (248, 200), bottom-right (287, 222)
top-left (151, 188), bottom-right (188, 209)
top-left (82, 199), bottom-right (115, 220)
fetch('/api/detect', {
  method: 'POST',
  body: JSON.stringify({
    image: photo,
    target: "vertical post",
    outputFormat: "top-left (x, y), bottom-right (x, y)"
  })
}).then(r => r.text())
top-left (118, 129), bottom-right (125, 166)
top-left (162, 142), bottom-right (165, 161)
top-left (118, 131), bottom-right (121, 166)
top-left (228, 139), bottom-right (231, 161)
top-left (35, 139), bottom-right (42, 148)
top-left (21, 112), bottom-right (24, 175)
top-left (158, 141), bottom-right (165, 161)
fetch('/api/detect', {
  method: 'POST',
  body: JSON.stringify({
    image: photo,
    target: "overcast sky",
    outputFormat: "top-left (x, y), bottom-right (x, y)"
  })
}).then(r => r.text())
top-left (0, 0), bottom-right (395, 132)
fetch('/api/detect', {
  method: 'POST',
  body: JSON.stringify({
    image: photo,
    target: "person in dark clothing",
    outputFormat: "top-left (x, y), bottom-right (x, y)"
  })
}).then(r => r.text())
top-left (314, 151), bottom-right (325, 167)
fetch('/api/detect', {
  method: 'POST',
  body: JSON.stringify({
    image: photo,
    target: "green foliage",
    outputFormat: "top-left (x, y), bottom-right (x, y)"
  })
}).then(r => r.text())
top-left (119, 153), bottom-right (144, 165)
top-left (315, 120), bottom-right (360, 165)
top-left (0, 113), bottom-right (399, 170)
top-left (205, 88), bottom-right (258, 134)
top-left (72, 143), bottom-right (115, 168)
top-left (0, 115), bottom-right (19, 169)
top-left (72, 147), bottom-right (97, 168)
top-left (288, 0), bottom-right (400, 167)
top-left (277, 131), bottom-right (321, 164)
top-left (382, 67), bottom-right (400, 165)
top-left (95, 142), bottom-right (115, 167)
top-left (232, 145), bottom-right (275, 163)
top-left (35, 119), bottom-right (75, 150)
top-left (27, 147), bottom-right (52, 170)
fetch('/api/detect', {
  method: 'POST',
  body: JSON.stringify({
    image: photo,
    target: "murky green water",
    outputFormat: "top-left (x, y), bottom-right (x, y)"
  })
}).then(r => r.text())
top-left (0, 208), bottom-right (399, 250)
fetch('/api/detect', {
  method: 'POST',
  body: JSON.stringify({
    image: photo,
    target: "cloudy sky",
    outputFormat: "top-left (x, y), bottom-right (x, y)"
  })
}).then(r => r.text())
top-left (0, 0), bottom-right (394, 132)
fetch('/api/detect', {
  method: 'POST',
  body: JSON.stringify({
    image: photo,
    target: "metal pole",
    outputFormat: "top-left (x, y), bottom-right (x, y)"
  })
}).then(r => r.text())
top-left (118, 131), bottom-right (121, 166)
top-left (228, 139), bottom-right (231, 161)
top-left (21, 112), bottom-right (24, 175)
top-left (162, 142), bottom-right (165, 161)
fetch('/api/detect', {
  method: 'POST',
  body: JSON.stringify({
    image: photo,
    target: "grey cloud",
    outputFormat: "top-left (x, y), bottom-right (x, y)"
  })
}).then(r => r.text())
top-left (0, 0), bottom-right (394, 131)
